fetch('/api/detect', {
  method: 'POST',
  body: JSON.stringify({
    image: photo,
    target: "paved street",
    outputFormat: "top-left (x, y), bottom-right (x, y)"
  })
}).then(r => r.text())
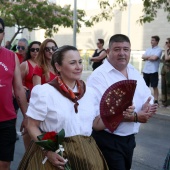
top-left (11, 71), bottom-right (170, 170)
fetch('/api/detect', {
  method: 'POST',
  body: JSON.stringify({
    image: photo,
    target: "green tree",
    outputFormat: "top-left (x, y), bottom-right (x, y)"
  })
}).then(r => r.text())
top-left (1, 0), bottom-right (167, 44)
top-left (0, 0), bottom-right (94, 43)
top-left (99, 0), bottom-right (170, 24)
top-left (0, 0), bottom-right (119, 44)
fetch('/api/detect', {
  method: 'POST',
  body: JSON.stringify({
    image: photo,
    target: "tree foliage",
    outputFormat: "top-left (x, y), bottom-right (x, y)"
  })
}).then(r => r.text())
top-left (138, 0), bottom-right (170, 24)
top-left (99, 0), bottom-right (170, 24)
top-left (0, 0), bottom-right (97, 43)
top-left (0, 0), bottom-right (119, 43)
top-left (1, 0), bottom-right (168, 44)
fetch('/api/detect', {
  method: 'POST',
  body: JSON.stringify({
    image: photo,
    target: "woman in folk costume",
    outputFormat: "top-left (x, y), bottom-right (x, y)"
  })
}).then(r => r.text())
top-left (18, 45), bottom-right (135, 170)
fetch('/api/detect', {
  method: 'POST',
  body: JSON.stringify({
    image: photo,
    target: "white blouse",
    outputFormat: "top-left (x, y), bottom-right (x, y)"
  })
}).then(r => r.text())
top-left (26, 84), bottom-right (98, 137)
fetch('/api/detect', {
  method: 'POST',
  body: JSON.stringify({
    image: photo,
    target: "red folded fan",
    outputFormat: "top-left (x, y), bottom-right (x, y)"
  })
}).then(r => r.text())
top-left (100, 80), bottom-right (137, 132)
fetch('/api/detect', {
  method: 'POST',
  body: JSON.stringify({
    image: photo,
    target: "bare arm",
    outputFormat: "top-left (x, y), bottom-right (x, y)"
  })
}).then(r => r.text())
top-left (91, 51), bottom-right (107, 62)
top-left (20, 61), bottom-right (29, 90)
top-left (20, 61), bottom-right (28, 81)
top-left (13, 54), bottom-right (28, 131)
top-left (93, 105), bottom-right (135, 131)
top-left (27, 117), bottom-right (65, 168)
top-left (93, 116), bottom-right (105, 131)
top-left (32, 75), bottom-right (41, 86)
top-left (27, 117), bottom-right (42, 141)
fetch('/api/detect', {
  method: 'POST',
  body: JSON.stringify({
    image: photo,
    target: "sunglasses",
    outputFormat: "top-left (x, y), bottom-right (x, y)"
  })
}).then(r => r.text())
top-left (30, 48), bottom-right (40, 52)
top-left (45, 46), bottom-right (58, 52)
top-left (17, 46), bottom-right (25, 51)
top-left (0, 28), bottom-right (4, 33)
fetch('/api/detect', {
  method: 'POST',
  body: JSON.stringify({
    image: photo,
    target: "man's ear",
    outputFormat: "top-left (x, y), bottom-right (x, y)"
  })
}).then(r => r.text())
top-left (106, 48), bottom-right (110, 54)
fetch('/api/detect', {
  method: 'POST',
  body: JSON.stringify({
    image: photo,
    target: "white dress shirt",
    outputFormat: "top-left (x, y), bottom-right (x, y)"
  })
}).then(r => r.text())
top-left (143, 46), bottom-right (162, 73)
top-left (26, 84), bottom-right (98, 137)
top-left (87, 59), bottom-right (153, 136)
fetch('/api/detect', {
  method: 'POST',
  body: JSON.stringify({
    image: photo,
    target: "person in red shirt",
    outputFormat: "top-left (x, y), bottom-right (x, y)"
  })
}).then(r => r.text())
top-left (20, 41), bottom-right (41, 149)
top-left (13, 38), bottom-right (29, 141)
top-left (13, 38), bottom-right (29, 114)
top-left (32, 39), bottom-right (58, 86)
top-left (0, 18), bottom-right (28, 170)
top-left (16, 38), bottom-right (28, 63)
top-left (20, 41), bottom-right (41, 98)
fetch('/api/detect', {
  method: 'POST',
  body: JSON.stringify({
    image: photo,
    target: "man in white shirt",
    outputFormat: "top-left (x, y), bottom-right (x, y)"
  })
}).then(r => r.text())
top-left (87, 34), bottom-right (157, 170)
top-left (142, 36), bottom-right (162, 104)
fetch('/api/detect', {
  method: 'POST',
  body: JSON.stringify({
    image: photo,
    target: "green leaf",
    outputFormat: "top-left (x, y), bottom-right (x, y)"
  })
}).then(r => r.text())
top-left (37, 133), bottom-right (46, 141)
top-left (57, 129), bottom-right (65, 145)
top-left (35, 139), bottom-right (57, 152)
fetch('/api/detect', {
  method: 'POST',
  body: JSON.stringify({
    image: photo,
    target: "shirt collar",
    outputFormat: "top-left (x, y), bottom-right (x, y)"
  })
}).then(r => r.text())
top-left (152, 45), bottom-right (158, 49)
top-left (103, 58), bottom-right (134, 73)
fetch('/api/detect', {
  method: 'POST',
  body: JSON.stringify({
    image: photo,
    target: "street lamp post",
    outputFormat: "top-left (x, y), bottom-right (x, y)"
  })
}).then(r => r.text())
top-left (73, 0), bottom-right (77, 47)
top-left (127, 0), bottom-right (131, 38)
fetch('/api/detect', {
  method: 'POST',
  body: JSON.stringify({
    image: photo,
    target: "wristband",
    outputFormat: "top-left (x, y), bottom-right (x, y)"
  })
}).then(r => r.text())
top-left (134, 112), bottom-right (138, 123)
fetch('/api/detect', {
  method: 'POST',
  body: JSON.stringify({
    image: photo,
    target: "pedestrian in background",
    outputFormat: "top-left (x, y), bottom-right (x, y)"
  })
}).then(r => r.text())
top-left (90, 39), bottom-right (107, 70)
top-left (87, 34), bottom-right (158, 170)
top-left (16, 38), bottom-right (28, 64)
top-left (5, 40), bottom-right (11, 50)
top-left (20, 41), bottom-right (41, 150)
top-left (0, 18), bottom-right (28, 170)
top-left (161, 38), bottom-right (170, 108)
top-left (13, 38), bottom-right (29, 115)
top-left (32, 39), bottom-right (58, 86)
top-left (142, 35), bottom-right (162, 104)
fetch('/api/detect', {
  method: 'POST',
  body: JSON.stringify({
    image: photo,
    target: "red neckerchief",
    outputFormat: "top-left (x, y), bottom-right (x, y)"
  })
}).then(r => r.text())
top-left (48, 76), bottom-right (86, 113)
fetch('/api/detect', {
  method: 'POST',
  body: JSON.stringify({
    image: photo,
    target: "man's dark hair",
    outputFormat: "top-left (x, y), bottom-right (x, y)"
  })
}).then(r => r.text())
top-left (151, 35), bottom-right (160, 42)
top-left (109, 34), bottom-right (131, 48)
top-left (98, 39), bottom-right (104, 45)
top-left (0, 18), bottom-right (5, 30)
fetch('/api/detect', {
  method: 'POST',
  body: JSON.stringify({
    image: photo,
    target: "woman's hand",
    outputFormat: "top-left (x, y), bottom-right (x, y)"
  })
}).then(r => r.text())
top-left (47, 151), bottom-right (66, 169)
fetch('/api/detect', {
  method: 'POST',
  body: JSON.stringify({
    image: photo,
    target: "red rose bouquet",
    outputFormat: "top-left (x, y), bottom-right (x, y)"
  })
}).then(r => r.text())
top-left (35, 129), bottom-right (71, 170)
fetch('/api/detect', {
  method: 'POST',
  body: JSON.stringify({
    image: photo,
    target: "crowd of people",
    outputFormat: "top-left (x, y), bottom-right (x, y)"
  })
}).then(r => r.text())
top-left (0, 16), bottom-right (169, 170)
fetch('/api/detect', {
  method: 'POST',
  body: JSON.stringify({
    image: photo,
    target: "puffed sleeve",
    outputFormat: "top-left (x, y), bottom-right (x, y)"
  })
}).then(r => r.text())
top-left (26, 85), bottom-right (47, 121)
top-left (87, 86), bottom-right (100, 118)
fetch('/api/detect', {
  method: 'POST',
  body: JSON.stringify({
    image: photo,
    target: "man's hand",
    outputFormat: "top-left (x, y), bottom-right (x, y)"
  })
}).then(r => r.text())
top-left (123, 105), bottom-right (135, 122)
top-left (142, 97), bottom-right (152, 112)
top-left (138, 98), bottom-right (158, 123)
top-left (137, 109), bottom-right (156, 123)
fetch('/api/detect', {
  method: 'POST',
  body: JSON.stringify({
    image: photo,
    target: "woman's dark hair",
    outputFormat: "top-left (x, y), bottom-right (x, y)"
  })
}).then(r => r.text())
top-left (98, 39), bottom-right (104, 45)
top-left (24, 41), bottom-right (41, 61)
top-left (51, 45), bottom-right (78, 73)
top-left (109, 34), bottom-right (131, 48)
